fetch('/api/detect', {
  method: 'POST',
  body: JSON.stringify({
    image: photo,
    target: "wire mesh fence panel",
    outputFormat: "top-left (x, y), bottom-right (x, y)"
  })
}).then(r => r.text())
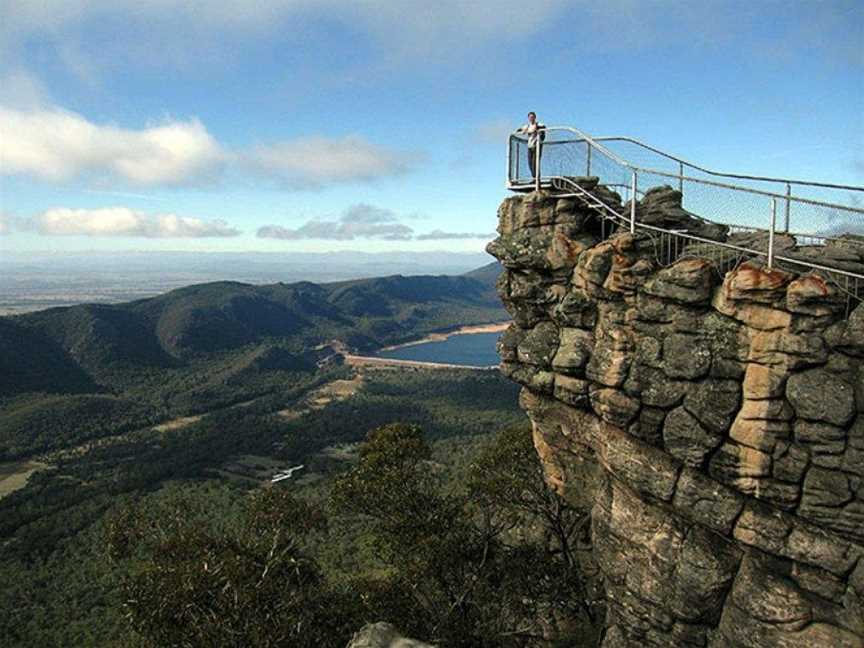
top-left (583, 137), bottom-right (864, 239)
top-left (508, 135), bottom-right (528, 184)
top-left (593, 139), bottom-right (684, 179)
top-left (587, 147), bottom-right (632, 202)
top-left (678, 176), bottom-right (778, 236)
top-left (509, 133), bottom-right (590, 186)
top-left (509, 132), bottom-right (633, 199)
top-left (592, 136), bottom-right (863, 206)
top-left (790, 190), bottom-right (864, 239)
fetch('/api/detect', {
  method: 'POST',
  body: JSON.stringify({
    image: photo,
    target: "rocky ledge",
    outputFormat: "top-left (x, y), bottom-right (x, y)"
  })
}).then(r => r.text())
top-left (346, 622), bottom-right (435, 648)
top-left (487, 187), bottom-right (864, 648)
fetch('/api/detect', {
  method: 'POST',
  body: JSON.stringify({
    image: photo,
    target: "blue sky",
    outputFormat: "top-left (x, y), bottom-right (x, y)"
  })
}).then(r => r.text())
top-left (0, 0), bottom-right (861, 254)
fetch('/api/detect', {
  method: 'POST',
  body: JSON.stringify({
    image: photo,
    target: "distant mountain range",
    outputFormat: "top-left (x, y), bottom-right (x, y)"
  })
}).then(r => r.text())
top-left (1, 263), bottom-right (506, 399)
top-left (0, 251), bottom-right (497, 315)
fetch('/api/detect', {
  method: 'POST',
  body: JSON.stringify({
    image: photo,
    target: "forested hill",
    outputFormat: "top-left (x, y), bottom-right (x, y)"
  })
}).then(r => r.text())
top-left (1, 262), bottom-right (505, 399)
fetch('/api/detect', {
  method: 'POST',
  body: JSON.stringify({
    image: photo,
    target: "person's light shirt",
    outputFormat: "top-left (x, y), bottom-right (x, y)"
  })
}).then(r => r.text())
top-left (519, 122), bottom-right (545, 148)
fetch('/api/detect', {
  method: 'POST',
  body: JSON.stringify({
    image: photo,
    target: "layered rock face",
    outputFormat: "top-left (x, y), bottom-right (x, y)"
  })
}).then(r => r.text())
top-left (487, 186), bottom-right (864, 648)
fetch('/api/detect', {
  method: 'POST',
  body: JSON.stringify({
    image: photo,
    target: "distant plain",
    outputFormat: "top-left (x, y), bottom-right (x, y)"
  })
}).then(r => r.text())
top-left (0, 251), bottom-right (493, 315)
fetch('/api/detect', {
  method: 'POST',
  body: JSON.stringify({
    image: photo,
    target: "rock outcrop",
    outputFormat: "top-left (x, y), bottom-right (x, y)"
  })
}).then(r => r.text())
top-left (346, 622), bottom-right (436, 648)
top-left (488, 187), bottom-right (864, 648)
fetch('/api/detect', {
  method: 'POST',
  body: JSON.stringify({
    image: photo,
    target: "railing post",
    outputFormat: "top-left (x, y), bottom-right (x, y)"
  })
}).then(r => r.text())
top-left (535, 143), bottom-right (541, 192)
top-left (768, 198), bottom-right (777, 269)
top-left (784, 182), bottom-right (791, 233)
top-left (630, 171), bottom-right (637, 233)
top-left (678, 162), bottom-right (684, 193)
top-left (507, 136), bottom-right (513, 187)
top-left (586, 143), bottom-right (592, 176)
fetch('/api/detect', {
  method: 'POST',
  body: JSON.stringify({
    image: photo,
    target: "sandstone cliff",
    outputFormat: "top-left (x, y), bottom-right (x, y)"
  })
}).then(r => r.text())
top-left (488, 186), bottom-right (864, 647)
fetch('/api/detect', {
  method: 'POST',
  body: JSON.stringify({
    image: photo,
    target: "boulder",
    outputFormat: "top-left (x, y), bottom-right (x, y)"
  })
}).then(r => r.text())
top-left (590, 386), bottom-right (641, 427)
top-left (516, 321), bottom-right (559, 367)
top-left (663, 406), bottom-right (723, 467)
top-left (787, 368), bottom-right (855, 427)
top-left (586, 330), bottom-right (632, 387)
top-left (786, 274), bottom-right (846, 317)
top-left (551, 327), bottom-right (594, 374)
top-left (642, 258), bottom-right (716, 304)
top-left (723, 261), bottom-right (793, 304)
top-left (346, 623), bottom-right (435, 648)
top-left (636, 185), bottom-right (728, 241)
top-left (683, 379), bottom-right (741, 434)
top-left (662, 333), bottom-right (712, 380)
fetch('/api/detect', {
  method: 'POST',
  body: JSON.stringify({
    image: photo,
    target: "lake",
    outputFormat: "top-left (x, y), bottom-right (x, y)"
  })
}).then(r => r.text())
top-left (375, 331), bottom-right (502, 367)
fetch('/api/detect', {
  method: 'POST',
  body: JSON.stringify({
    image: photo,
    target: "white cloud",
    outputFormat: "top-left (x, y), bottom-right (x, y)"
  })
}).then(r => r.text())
top-left (26, 207), bottom-right (240, 238)
top-left (0, 103), bottom-right (421, 190)
top-left (0, 212), bottom-right (9, 235)
top-left (345, 2), bottom-right (571, 61)
top-left (1, 1), bottom-right (858, 87)
top-left (0, 106), bottom-right (226, 186)
top-left (416, 230), bottom-right (496, 241)
top-left (257, 204), bottom-right (497, 242)
top-left (342, 203), bottom-right (399, 224)
top-left (257, 203), bottom-right (414, 240)
top-left (0, 1), bottom-right (571, 66)
top-left (1, 1), bottom-right (570, 38)
top-left (246, 136), bottom-right (419, 188)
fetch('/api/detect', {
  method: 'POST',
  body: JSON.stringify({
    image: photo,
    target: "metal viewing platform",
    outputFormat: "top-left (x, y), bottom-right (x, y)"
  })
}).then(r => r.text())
top-left (507, 126), bottom-right (864, 311)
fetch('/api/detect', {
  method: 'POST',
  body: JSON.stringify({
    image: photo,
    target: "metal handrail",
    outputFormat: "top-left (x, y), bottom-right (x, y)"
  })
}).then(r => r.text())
top-left (507, 127), bottom-right (864, 309)
top-left (576, 134), bottom-right (862, 193)
top-left (510, 129), bottom-right (864, 194)
top-left (551, 176), bottom-right (864, 293)
top-left (508, 127), bottom-right (864, 227)
top-left (624, 166), bottom-right (864, 213)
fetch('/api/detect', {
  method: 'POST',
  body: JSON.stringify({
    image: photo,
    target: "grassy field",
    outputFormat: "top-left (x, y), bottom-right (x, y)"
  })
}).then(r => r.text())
top-left (0, 460), bottom-right (51, 499)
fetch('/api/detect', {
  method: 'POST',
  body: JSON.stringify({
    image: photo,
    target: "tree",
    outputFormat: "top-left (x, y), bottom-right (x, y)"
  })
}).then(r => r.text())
top-left (104, 423), bottom-right (601, 647)
top-left (105, 489), bottom-right (353, 648)
top-left (331, 423), bottom-right (600, 647)
top-left (465, 425), bottom-right (601, 641)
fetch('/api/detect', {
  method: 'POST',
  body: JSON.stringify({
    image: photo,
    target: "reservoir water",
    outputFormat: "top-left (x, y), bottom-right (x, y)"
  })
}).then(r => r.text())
top-left (375, 331), bottom-right (502, 367)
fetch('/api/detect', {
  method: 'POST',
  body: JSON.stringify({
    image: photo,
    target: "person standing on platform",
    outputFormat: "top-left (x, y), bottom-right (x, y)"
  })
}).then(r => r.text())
top-left (517, 112), bottom-right (546, 181)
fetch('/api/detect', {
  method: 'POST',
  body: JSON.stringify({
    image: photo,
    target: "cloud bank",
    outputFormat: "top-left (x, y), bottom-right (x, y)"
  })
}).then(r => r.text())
top-left (257, 203), bottom-right (414, 241)
top-left (0, 104), bottom-right (419, 189)
top-left (26, 207), bottom-right (240, 238)
top-left (257, 204), bottom-right (495, 242)
top-left (415, 229), bottom-right (496, 241)
top-left (246, 136), bottom-right (420, 189)
top-left (0, 106), bottom-right (226, 186)
top-left (0, 1), bottom-right (572, 69)
top-left (6, 201), bottom-right (490, 243)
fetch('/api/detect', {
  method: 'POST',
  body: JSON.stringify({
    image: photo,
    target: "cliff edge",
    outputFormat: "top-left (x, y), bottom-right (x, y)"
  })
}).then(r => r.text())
top-left (487, 187), bottom-right (864, 647)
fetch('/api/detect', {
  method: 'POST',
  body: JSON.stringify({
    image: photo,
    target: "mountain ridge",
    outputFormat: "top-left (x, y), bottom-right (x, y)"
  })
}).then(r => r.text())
top-left (2, 262), bottom-right (505, 398)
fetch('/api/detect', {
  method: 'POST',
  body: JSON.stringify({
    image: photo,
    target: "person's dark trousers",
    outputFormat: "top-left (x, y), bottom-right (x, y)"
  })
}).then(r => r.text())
top-left (527, 145), bottom-right (542, 179)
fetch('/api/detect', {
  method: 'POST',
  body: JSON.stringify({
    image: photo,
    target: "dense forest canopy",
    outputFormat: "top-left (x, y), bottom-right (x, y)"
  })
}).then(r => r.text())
top-left (106, 423), bottom-right (602, 647)
top-left (1, 367), bottom-right (540, 646)
top-left (0, 262), bottom-right (605, 646)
